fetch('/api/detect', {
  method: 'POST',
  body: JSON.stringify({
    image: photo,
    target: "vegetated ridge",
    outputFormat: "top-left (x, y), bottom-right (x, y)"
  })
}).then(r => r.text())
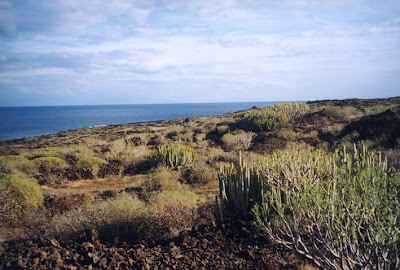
top-left (0, 96), bottom-right (399, 269)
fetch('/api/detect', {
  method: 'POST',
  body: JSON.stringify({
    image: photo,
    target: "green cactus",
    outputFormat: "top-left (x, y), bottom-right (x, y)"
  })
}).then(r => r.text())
top-left (237, 102), bottom-right (310, 131)
top-left (154, 143), bottom-right (198, 169)
top-left (217, 152), bottom-right (265, 222)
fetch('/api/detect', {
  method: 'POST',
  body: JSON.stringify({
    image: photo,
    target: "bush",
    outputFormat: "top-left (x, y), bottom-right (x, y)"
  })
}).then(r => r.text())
top-left (237, 102), bottom-right (309, 131)
top-left (76, 157), bottom-right (108, 177)
top-left (76, 157), bottom-right (108, 167)
top-left (53, 195), bottom-right (151, 244)
top-left (150, 190), bottom-right (199, 234)
top-left (218, 144), bottom-right (400, 269)
top-left (120, 146), bottom-right (151, 167)
top-left (0, 155), bottom-right (36, 174)
top-left (323, 105), bottom-right (363, 120)
top-left (102, 139), bottom-right (127, 159)
top-left (182, 161), bottom-right (217, 185)
top-left (274, 128), bottom-right (297, 140)
top-left (66, 145), bottom-right (94, 161)
top-left (27, 147), bottom-right (67, 160)
top-left (216, 125), bottom-right (230, 136)
top-left (140, 167), bottom-right (182, 198)
top-left (0, 173), bottom-right (44, 210)
top-left (125, 133), bottom-right (151, 147)
top-left (221, 130), bottom-right (256, 151)
top-left (256, 145), bottom-right (399, 269)
top-left (154, 143), bottom-right (198, 169)
top-left (52, 195), bottom-right (172, 245)
top-left (0, 176), bottom-right (20, 225)
top-left (32, 157), bottom-right (68, 172)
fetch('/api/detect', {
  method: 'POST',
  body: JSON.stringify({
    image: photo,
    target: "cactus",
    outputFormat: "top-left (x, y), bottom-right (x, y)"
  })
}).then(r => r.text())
top-left (217, 144), bottom-right (399, 269)
top-left (237, 102), bottom-right (310, 131)
top-left (216, 152), bottom-right (265, 222)
top-left (154, 143), bottom-right (198, 169)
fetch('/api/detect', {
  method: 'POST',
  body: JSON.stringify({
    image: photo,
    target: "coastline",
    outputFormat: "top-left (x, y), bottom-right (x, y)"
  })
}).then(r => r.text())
top-left (0, 101), bottom-right (279, 142)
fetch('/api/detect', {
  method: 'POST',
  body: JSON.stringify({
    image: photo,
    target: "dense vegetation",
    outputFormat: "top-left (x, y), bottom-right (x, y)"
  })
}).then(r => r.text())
top-left (219, 144), bottom-right (399, 269)
top-left (0, 97), bottom-right (399, 269)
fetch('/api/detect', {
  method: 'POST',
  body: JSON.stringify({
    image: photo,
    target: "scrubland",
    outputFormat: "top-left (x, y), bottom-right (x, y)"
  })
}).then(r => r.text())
top-left (1, 97), bottom-right (399, 269)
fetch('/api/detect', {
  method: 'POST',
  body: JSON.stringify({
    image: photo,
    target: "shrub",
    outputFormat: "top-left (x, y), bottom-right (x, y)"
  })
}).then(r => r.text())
top-left (140, 168), bottom-right (182, 198)
top-left (182, 161), bottom-right (217, 185)
top-left (326, 123), bottom-right (345, 136)
top-left (125, 133), bottom-right (151, 147)
top-left (103, 139), bottom-right (127, 159)
top-left (76, 157), bottom-right (108, 177)
top-left (217, 125), bottom-right (230, 136)
top-left (120, 146), bottom-right (151, 167)
top-left (274, 128), bottom-right (297, 141)
top-left (221, 130), bottom-right (256, 151)
top-left (237, 102), bottom-right (309, 131)
top-left (66, 145), bottom-right (94, 161)
top-left (27, 147), bottom-right (67, 160)
top-left (76, 157), bottom-right (108, 168)
top-left (194, 133), bottom-right (206, 143)
top-left (0, 173), bottom-right (44, 210)
top-left (256, 145), bottom-right (399, 269)
top-left (323, 105), bottom-right (363, 120)
top-left (218, 144), bottom-right (400, 269)
top-left (150, 190), bottom-right (199, 234)
top-left (0, 175), bottom-right (20, 225)
top-left (32, 157), bottom-right (68, 172)
top-left (0, 155), bottom-right (36, 174)
top-left (154, 143), bottom-right (198, 169)
top-left (177, 130), bottom-right (194, 143)
top-left (52, 195), bottom-right (158, 244)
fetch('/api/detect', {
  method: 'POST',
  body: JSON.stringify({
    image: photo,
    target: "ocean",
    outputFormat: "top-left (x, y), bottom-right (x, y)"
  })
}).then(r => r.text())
top-left (0, 102), bottom-right (279, 141)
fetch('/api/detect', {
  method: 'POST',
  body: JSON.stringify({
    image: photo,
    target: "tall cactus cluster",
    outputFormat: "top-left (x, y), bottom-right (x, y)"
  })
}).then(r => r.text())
top-left (237, 102), bottom-right (310, 131)
top-left (216, 152), bottom-right (264, 222)
top-left (218, 144), bottom-right (399, 270)
top-left (154, 143), bottom-right (198, 169)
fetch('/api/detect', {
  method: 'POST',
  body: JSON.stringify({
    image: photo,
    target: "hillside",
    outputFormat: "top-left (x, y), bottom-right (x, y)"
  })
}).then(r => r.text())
top-left (1, 97), bottom-right (399, 269)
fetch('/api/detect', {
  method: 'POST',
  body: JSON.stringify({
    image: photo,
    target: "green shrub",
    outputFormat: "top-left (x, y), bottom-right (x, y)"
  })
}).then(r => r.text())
top-left (194, 133), bottom-right (206, 143)
top-left (274, 128), bottom-right (297, 140)
top-left (154, 143), bottom-right (198, 169)
top-left (218, 144), bottom-right (399, 269)
top-left (150, 190), bottom-right (199, 233)
top-left (32, 157), bottom-right (68, 172)
top-left (76, 157), bottom-right (108, 177)
top-left (0, 173), bottom-right (44, 209)
top-left (120, 146), bottom-right (151, 167)
top-left (182, 161), bottom-right (217, 185)
top-left (0, 155), bottom-right (36, 174)
top-left (216, 125), bottom-right (230, 136)
top-left (140, 168), bottom-right (182, 198)
top-left (221, 130), bottom-right (256, 151)
top-left (255, 145), bottom-right (399, 269)
top-left (103, 139), bottom-right (127, 159)
top-left (237, 102), bottom-right (309, 131)
top-left (66, 145), bottom-right (94, 161)
top-left (0, 175), bottom-right (20, 225)
top-left (323, 105), bottom-right (363, 120)
top-left (27, 147), bottom-right (67, 160)
top-left (52, 195), bottom-right (160, 244)
top-left (76, 157), bottom-right (108, 167)
top-left (177, 130), bottom-right (194, 143)
top-left (125, 133), bottom-right (151, 147)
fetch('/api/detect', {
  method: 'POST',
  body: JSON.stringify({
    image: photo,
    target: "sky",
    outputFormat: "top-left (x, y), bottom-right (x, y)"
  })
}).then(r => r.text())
top-left (0, 0), bottom-right (399, 106)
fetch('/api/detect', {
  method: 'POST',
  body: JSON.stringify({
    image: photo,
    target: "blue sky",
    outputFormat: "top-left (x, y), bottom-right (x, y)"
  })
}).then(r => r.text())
top-left (0, 0), bottom-right (399, 106)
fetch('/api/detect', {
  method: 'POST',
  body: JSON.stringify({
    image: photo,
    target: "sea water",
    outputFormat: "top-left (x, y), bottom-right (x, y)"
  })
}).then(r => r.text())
top-left (0, 102), bottom-right (279, 140)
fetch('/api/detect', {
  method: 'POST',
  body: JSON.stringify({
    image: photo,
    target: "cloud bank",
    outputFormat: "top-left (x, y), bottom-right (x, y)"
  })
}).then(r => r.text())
top-left (0, 0), bottom-right (399, 105)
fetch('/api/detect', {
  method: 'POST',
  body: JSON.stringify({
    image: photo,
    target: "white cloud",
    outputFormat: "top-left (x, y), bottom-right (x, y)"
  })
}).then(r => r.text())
top-left (1, 0), bottom-right (399, 105)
